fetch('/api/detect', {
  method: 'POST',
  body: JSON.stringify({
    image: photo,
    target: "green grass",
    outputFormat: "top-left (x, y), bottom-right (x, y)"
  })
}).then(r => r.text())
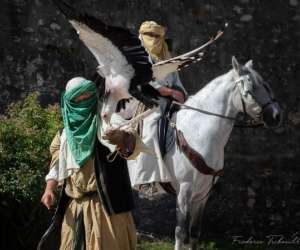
top-left (137, 240), bottom-right (173, 250)
top-left (137, 239), bottom-right (219, 250)
top-left (137, 239), bottom-right (300, 250)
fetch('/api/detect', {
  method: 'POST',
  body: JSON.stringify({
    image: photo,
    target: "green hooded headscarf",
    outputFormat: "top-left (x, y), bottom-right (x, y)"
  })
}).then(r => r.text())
top-left (61, 78), bottom-right (98, 167)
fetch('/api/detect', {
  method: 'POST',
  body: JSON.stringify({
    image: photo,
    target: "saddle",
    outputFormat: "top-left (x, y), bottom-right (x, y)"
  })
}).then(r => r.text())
top-left (157, 98), bottom-right (182, 157)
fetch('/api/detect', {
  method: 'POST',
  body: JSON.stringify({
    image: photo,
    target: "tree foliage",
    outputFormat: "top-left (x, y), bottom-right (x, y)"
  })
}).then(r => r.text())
top-left (0, 92), bottom-right (61, 201)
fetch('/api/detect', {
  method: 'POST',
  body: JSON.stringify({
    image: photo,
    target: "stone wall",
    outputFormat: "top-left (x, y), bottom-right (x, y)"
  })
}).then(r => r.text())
top-left (0, 0), bottom-right (299, 242)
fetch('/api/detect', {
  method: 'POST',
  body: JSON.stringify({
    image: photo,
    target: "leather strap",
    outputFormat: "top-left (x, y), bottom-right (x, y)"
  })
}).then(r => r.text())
top-left (176, 129), bottom-right (224, 177)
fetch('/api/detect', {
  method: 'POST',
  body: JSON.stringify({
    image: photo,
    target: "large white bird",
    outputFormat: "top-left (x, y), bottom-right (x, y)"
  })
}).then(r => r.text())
top-left (52, 0), bottom-right (223, 121)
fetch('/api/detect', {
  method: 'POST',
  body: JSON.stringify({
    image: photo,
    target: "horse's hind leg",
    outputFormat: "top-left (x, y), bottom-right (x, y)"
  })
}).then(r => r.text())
top-left (189, 198), bottom-right (208, 250)
top-left (175, 183), bottom-right (192, 250)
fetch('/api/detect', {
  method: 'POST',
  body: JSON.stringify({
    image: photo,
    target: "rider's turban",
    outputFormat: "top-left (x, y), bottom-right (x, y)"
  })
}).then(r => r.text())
top-left (139, 21), bottom-right (169, 62)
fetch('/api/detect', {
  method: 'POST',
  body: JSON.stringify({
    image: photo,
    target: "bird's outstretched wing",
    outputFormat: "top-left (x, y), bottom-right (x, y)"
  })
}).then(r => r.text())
top-left (52, 0), bottom-right (154, 97)
top-left (152, 31), bottom-right (224, 80)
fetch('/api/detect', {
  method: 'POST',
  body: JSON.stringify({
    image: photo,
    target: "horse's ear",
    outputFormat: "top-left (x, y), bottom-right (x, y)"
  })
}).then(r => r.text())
top-left (245, 60), bottom-right (253, 68)
top-left (232, 56), bottom-right (241, 75)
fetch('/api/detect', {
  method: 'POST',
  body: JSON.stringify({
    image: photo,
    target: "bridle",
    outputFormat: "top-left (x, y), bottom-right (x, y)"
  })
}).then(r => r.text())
top-left (234, 74), bottom-right (264, 127)
top-left (234, 72), bottom-right (278, 128)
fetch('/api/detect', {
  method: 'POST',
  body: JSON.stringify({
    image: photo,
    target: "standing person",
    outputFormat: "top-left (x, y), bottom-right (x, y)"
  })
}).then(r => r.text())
top-left (38, 77), bottom-right (138, 250)
top-left (128, 21), bottom-right (187, 195)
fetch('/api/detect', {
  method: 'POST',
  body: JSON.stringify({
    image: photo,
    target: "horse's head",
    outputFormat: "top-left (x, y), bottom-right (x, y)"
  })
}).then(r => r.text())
top-left (231, 56), bottom-right (282, 128)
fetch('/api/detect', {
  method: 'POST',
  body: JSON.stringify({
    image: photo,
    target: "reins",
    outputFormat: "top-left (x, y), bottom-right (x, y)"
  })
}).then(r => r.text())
top-left (170, 100), bottom-right (264, 128)
top-left (171, 100), bottom-right (236, 121)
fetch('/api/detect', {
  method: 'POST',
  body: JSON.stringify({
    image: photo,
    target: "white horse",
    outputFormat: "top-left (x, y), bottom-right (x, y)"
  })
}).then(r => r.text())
top-left (162, 56), bottom-right (282, 250)
top-left (102, 56), bottom-right (282, 250)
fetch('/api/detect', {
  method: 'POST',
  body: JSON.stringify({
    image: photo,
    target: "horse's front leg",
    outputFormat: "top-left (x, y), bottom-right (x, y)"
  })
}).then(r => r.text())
top-left (175, 183), bottom-right (192, 250)
top-left (189, 196), bottom-right (209, 250)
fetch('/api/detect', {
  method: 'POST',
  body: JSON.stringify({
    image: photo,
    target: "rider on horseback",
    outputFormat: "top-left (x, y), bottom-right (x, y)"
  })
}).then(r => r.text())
top-left (127, 21), bottom-right (187, 196)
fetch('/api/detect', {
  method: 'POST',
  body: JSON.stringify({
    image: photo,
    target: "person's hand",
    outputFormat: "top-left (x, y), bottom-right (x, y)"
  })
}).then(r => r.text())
top-left (158, 87), bottom-right (185, 103)
top-left (171, 89), bottom-right (185, 103)
top-left (103, 129), bottom-right (136, 157)
top-left (41, 189), bottom-right (55, 210)
top-left (41, 179), bottom-right (58, 209)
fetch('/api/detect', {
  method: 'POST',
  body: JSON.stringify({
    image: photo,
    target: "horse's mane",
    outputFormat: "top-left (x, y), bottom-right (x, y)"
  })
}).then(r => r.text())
top-left (186, 69), bottom-right (234, 105)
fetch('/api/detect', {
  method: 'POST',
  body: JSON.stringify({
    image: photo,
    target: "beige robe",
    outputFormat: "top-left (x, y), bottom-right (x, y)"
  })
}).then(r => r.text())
top-left (49, 133), bottom-right (136, 250)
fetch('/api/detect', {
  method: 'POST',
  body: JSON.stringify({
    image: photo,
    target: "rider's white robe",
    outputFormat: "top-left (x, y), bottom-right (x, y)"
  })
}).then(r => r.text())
top-left (128, 72), bottom-right (186, 187)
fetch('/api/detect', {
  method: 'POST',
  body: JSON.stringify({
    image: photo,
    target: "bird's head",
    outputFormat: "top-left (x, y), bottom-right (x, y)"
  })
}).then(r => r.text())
top-left (100, 76), bottom-right (132, 123)
top-left (100, 89), bottom-right (117, 124)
